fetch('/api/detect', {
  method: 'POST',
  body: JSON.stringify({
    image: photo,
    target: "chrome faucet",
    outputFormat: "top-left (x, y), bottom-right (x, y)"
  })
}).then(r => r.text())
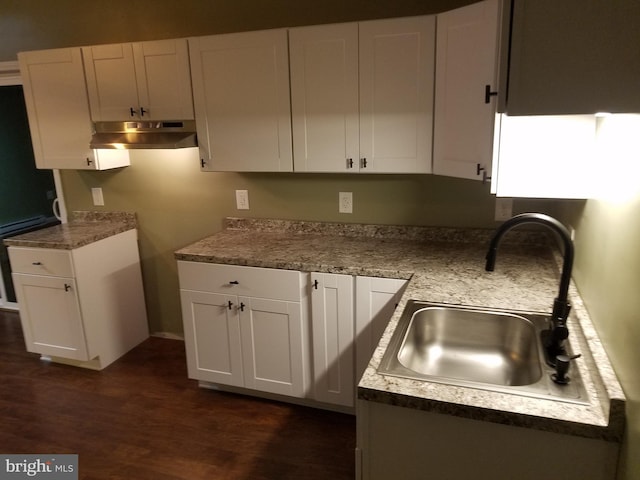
top-left (485, 213), bottom-right (574, 366)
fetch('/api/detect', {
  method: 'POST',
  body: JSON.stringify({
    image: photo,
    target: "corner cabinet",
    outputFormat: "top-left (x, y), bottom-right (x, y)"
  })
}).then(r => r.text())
top-left (177, 262), bottom-right (308, 398)
top-left (290, 17), bottom-right (435, 173)
top-left (18, 48), bottom-right (130, 170)
top-left (82, 39), bottom-right (194, 121)
top-left (432, 0), bottom-right (501, 181)
top-left (189, 29), bottom-right (293, 172)
top-left (8, 230), bottom-right (149, 369)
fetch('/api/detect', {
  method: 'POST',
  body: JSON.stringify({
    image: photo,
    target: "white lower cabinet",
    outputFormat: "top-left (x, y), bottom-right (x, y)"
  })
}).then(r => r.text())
top-left (310, 272), bottom-right (355, 407)
top-left (178, 262), bottom-right (406, 409)
top-left (310, 273), bottom-right (407, 408)
top-left (178, 262), bottom-right (308, 398)
top-left (9, 230), bottom-right (149, 369)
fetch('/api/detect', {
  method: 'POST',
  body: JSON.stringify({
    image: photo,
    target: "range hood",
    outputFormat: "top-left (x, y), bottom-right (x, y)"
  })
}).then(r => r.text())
top-left (90, 120), bottom-right (197, 149)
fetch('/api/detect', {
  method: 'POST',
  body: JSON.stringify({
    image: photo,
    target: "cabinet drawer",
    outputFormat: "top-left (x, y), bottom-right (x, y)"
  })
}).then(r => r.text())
top-left (178, 261), bottom-right (301, 302)
top-left (8, 247), bottom-right (74, 277)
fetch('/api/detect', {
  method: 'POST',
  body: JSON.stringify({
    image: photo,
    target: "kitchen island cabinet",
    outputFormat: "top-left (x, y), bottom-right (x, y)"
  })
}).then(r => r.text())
top-left (7, 219), bottom-right (149, 370)
top-left (18, 48), bottom-right (130, 170)
top-left (82, 39), bottom-right (193, 121)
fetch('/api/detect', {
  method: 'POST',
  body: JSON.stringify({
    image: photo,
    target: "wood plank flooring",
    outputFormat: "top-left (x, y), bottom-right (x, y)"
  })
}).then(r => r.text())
top-left (0, 310), bottom-right (356, 479)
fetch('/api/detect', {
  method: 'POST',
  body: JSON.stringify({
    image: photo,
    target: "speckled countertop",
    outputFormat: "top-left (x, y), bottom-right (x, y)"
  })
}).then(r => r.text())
top-left (175, 217), bottom-right (625, 443)
top-left (2, 211), bottom-right (137, 250)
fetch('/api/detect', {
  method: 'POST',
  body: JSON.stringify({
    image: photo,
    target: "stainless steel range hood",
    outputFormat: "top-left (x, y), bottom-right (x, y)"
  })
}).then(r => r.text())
top-left (90, 120), bottom-right (197, 149)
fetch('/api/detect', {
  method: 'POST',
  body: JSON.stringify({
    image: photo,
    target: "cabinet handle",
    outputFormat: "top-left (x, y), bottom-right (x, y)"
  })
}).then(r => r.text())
top-left (32, 261), bottom-right (42, 266)
top-left (130, 107), bottom-right (138, 117)
top-left (476, 163), bottom-right (491, 184)
top-left (312, 279), bottom-right (319, 290)
top-left (239, 302), bottom-right (245, 312)
top-left (64, 284), bottom-right (71, 292)
top-left (200, 158), bottom-right (206, 169)
top-left (140, 107), bottom-right (147, 117)
top-left (346, 158), bottom-right (354, 169)
top-left (227, 300), bottom-right (234, 310)
top-left (86, 158), bottom-right (93, 166)
top-left (484, 84), bottom-right (498, 104)
top-left (229, 280), bottom-right (239, 285)
top-left (360, 157), bottom-right (367, 169)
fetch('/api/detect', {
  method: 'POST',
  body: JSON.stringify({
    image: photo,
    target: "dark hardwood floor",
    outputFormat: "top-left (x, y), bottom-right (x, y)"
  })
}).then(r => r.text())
top-left (0, 310), bottom-right (356, 479)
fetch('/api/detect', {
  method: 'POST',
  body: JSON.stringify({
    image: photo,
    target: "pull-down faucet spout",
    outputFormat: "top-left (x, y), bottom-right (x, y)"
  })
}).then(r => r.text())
top-left (485, 213), bottom-right (574, 365)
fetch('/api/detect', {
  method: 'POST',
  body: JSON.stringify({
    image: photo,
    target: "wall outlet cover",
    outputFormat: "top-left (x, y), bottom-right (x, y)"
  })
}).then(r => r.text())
top-left (91, 187), bottom-right (104, 206)
top-left (235, 190), bottom-right (250, 210)
top-left (339, 192), bottom-right (353, 214)
top-left (494, 197), bottom-right (513, 221)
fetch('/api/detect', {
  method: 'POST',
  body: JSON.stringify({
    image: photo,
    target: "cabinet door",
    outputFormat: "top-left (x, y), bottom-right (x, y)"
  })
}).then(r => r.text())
top-left (12, 274), bottom-right (88, 361)
top-left (310, 273), bottom-right (355, 407)
top-left (239, 297), bottom-right (306, 397)
top-left (433, 0), bottom-right (501, 180)
top-left (18, 48), bottom-right (96, 170)
top-left (507, 0), bottom-right (640, 115)
top-left (355, 276), bottom-right (407, 381)
top-left (132, 39), bottom-right (194, 120)
top-left (359, 16), bottom-right (435, 173)
top-left (180, 290), bottom-right (244, 387)
top-left (83, 43), bottom-right (140, 121)
top-left (189, 29), bottom-right (293, 172)
top-left (290, 23), bottom-right (360, 173)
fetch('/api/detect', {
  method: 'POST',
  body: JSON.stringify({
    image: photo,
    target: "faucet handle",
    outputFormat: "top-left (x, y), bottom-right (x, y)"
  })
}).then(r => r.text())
top-left (552, 353), bottom-right (581, 385)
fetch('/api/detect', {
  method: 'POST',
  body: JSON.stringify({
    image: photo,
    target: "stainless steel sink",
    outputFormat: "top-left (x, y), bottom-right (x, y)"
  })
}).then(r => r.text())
top-left (378, 301), bottom-right (589, 404)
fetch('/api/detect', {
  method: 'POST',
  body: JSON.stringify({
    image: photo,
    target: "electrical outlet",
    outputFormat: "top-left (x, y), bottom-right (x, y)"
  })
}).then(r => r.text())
top-left (235, 190), bottom-right (249, 210)
top-left (91, 187), bottom-right (104, 206)
top-left (339, 192), bottom-right (353, 214)
top-left (494, 197), bottom-right (513, 221)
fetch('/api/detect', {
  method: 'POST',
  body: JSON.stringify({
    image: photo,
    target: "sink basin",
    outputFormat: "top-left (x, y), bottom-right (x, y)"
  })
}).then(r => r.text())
top-left (397, 306), bottom-right (541, 387)
top-left (378, 301), bottom-right (589, 404)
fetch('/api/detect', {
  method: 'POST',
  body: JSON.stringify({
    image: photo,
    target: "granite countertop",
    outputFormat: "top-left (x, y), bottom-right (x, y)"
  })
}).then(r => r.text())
top-left (2, 211), bottom-right (137, 250)
top-left (175, 217), bottom-right (625, 443)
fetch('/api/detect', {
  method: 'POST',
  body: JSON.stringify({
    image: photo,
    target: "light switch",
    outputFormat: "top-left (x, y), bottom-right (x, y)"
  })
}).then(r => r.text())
top-left (91, 187), bottom-right (104, 206)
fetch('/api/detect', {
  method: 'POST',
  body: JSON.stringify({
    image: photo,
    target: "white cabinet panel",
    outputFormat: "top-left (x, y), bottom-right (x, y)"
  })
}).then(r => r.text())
top-left (18, 48), bottom-right (129, 170)
top-left (355, 276), bottom-right (407, 382)
top-left (83, 39), bottom-right (193, 121)
top-left (12, 274), bottom-right (87, 361)
top-left (359, 16), bottom-right (435, 173)
top-left (189, 29), bottom-right (293, 172)
top-left (180, 290), bottom-right (244, 387)
top-left (433, 0), bottom-right (501, 180)
top-left (310, 272), bottom-right (355, 407)
top-left (290, 23), bottom-right (360, 172)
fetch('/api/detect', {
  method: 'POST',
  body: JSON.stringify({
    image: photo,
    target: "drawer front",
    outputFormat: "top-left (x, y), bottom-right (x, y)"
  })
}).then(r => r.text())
top-left (8, 247), bottom-right (74, 277)
top-left (178, 261), bottom-right (302, 302)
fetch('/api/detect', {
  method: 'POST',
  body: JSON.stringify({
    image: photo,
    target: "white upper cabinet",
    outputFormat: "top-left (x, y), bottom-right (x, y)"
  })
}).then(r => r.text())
top-left (432, 0), bottom-right (501, 181)
top-left (82, 39), bottom-right (194, 121)
top-left (18, 47), bottom-right (130, 170)
top-left (289, 23), bottom-right (360, 173)
top-left (505, 0), bottom-right (640, 115)
top-left (189, 29), bottom-right (293, 172)
top-left (290, 17), bottom-right (435, 173)
top-left (359, 16), bottom-right (435, 174)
